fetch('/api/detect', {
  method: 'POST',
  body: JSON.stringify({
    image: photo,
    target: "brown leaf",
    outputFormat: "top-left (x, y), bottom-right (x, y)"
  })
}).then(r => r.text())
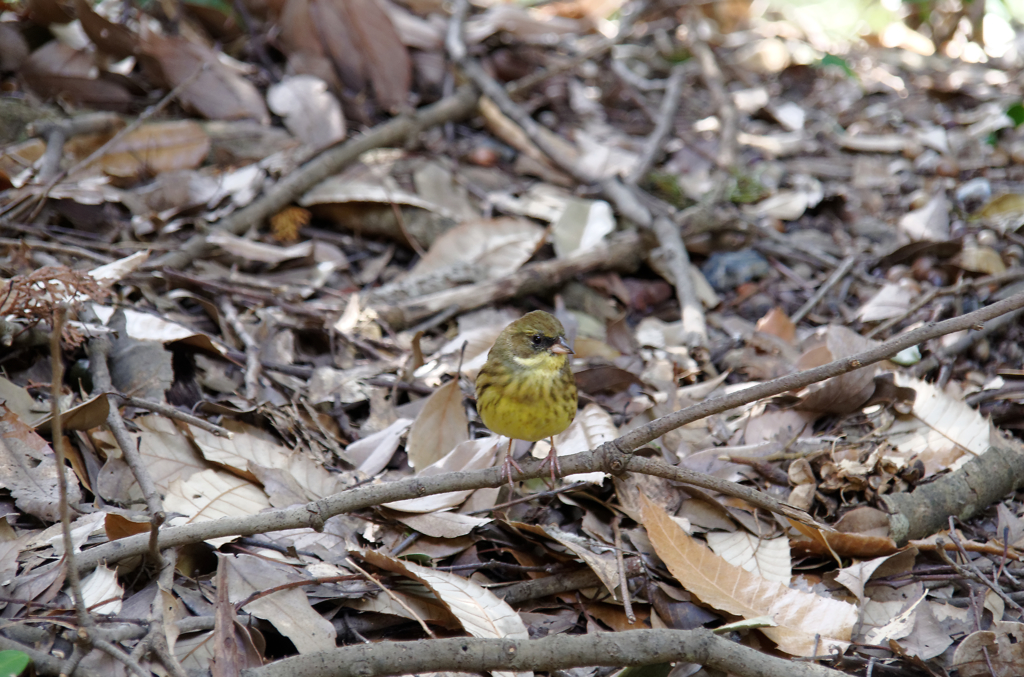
top-left (332, 0), bottom-right (410, 111)
top-left (794, 325), bottom-right (879, 414)
top-left (0, 404), bottom-right (83, 523)
top-left (75, 0), bottom-right (137, 60)
top-left (139, 33), bottom-right (268, 122)
top-left (93, 120), bottom-right (211, 178)
top-left (20, 42), bottom-right (132, 110)
top-left (277, 0), bottom-right (410, 111)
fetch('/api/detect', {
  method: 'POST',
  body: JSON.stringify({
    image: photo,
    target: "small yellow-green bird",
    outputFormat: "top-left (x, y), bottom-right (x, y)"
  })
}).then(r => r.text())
top-left (475, 311), bottom-right (578, 483)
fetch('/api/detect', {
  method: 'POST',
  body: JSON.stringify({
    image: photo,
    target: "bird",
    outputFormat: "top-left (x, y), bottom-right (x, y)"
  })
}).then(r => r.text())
top-left (475, 310), bottom-right (578, 485)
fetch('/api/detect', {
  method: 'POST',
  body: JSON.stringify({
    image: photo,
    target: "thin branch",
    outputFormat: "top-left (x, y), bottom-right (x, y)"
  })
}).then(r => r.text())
top-left (791, 253), bottom-right (858, 325)
top-left (72, 290), bottom-right (1024, 574)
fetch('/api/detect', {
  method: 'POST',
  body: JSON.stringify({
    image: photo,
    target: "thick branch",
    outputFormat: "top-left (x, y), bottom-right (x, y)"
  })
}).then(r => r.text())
top-left (243, 629), bottom-right (845, 677)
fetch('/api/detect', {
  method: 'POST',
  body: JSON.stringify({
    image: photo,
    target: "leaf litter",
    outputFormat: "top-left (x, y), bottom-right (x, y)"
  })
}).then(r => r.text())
top-left (4, 1), bottom-right (1024, 676)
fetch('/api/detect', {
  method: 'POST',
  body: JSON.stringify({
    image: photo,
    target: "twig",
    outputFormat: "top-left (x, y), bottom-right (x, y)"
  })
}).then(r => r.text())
top-left (0, 237), bottom-right (115, 263)
top-left (118, 394), bottom-right (233, 438)
top-left (51, 305), bottom-right (101, 677)
top-left (148, 87), bottom-right (480, 270)
top-left (682, 20), bottom-right (737, 169)
top-left (651, 215), bottom-right (707, 348)
top-left (912, 308), bottom-right (1024, 376)
top-left (372, 230), bottom-right (646, 329)
top-left (218, 298), bottom-right (262, 402)
top-left (791, 253), bottom-right (858, 325)
top-left (627, 64), bottom-right (686, 184)
top-left (87, 334), bottom-right (167, 533)
top-left (867, 267), bottom-right (1024, 339)
top-left (345, 557), bottom-right (436, 638)
top-left (71, 289), bottom-right (1024, 574)
top-left (943, 517), bottom-right (1024, 615)
top-left (612, 515), bottom-right (636, 623)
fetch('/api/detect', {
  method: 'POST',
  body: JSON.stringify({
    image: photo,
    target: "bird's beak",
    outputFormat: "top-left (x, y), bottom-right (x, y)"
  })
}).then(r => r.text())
top-left (550, 337), bottom-right (574, 355)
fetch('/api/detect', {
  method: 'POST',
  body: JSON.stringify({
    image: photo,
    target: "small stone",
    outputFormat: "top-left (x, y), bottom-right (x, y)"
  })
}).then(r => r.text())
top-left (701, 250), bottom-right (771, 292)
top-left (955, 177), bottom-right (992, 212)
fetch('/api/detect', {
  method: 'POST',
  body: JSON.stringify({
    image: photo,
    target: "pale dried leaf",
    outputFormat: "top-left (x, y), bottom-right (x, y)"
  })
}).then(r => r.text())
top-left (346, 418), bottom-right (413, 476)
top-left (89, 251), bottom-right (151, 285)
top-left (392, 511), bottom-right (492, 539)
top-left (834, 550), bottom-right (916, 603)
top-left (80, 563), bottom-right (123, 615)
top-left (94, 121), bottom-right (210, 178)
top-left (207, 232), bottom-right (314, 264)
top-left (864, 590), bottom-right (925, 644)
top-left (705, 532), bottom-right (792, 584)
top-left (889, 374), bottom-right (991, 475)
top-left (955, 244), bottom-right (1006, 275)
top-left (362, 549), bottom-right (528, 640)
top-left (164, 469), bottom-right (271, 546)
top-left (384, 437), bottom-right (499, 512)
top-left (551, 199), bottom-right (615, 258)
top-left (641, 493), bottom-right (856, 655)
top-left (406, 379), bottom-right (469, 470)
top-left (857, 282), bottom-right (914, 322)
top-left (226, 554), bottom-right (337, 653)
top-left (899, 194), bottom-right (949, 241)
top-left (409, 217), bottom-right (544, 281)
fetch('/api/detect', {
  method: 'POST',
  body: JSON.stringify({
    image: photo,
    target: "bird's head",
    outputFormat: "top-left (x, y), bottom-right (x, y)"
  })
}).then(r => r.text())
top-left (499, 310), bottom-right (573, 363)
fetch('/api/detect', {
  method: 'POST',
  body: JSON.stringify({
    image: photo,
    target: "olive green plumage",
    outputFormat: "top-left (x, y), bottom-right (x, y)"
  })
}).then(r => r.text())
top-left (475, 311), bottom-right (578, 478)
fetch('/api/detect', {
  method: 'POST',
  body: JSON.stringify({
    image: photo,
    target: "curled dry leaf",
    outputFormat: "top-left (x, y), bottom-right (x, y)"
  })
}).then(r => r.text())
top-left (266, 75), bottom-right (345, 149)
top-left (794, 325), bottom-right (879, 414)
top-left (640, 493), bottom-right (856, 656)
top-left (80, 563), bottom-right (123, 615)
top-left (345, 418), bottom-right (413, 476)
top-left (953, 621), bottom-right (1024, 677)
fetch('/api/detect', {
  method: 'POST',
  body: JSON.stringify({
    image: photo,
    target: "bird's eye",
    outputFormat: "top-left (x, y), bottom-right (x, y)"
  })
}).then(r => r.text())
top-left (531, 334), bottom-right (543, 346)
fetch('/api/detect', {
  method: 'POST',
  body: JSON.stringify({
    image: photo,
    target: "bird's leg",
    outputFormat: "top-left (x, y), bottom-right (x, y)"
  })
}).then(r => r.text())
top-left (499, 438), bottom-right (523, 487)
top-left (537, 436), bottom-right (561, 485)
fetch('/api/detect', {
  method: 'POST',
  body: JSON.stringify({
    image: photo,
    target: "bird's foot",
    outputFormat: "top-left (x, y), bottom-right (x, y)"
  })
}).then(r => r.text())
top-left (537, 443), bottom-right (561, 488)
top-left (500, 454), bottom-right (524, 488)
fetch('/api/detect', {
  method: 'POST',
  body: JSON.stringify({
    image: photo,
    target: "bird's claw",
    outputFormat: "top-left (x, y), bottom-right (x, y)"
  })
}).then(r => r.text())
top-left (500, 454), bottom-right (524, 488)
top-left (537, 447), bottom-right (561, 488)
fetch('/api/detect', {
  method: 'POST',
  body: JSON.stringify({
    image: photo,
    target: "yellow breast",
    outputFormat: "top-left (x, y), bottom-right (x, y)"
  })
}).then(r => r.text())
top-left (476, 353), bottom-right (577, 442)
